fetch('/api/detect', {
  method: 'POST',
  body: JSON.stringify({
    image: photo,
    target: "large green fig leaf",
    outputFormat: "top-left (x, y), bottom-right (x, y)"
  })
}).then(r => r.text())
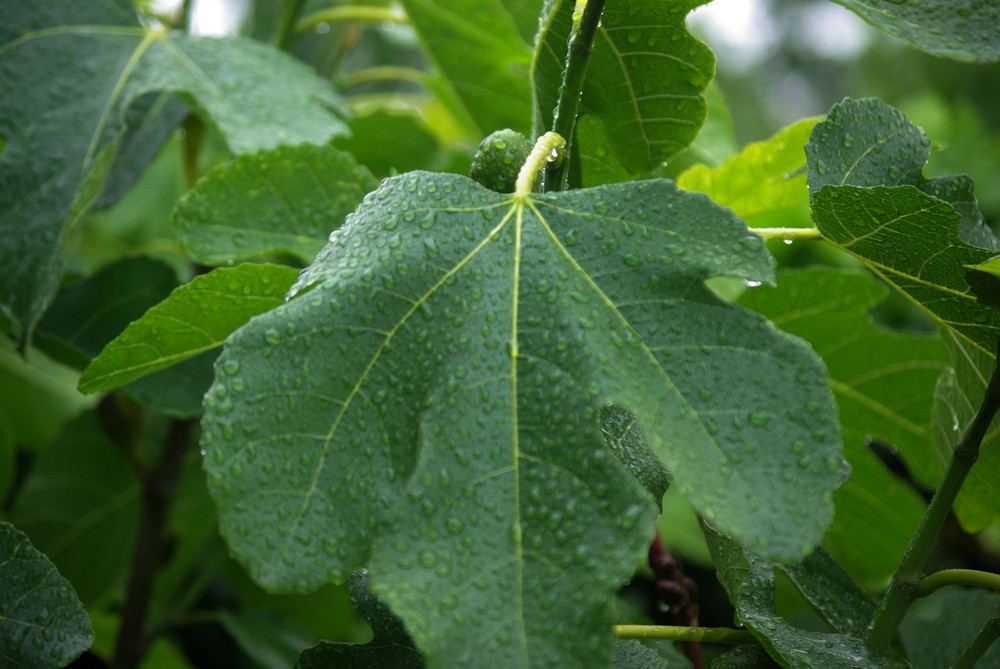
top-left (0, 522), bottom-right (93, 668)
top-left (933, 327), bottom-right (1000, 532)
top-left (202, 171), bottom-right (842, 667)
top-left (0, 0), bottom-right (348, 347)
top-left (532, 0), bottom-right (714, 185)
top-left (832, 1), bottom-right (1000, 63)
top-left (738, 269), bottom-right (946, 584)
top-left (807, 98), bottom-right (1000, 357)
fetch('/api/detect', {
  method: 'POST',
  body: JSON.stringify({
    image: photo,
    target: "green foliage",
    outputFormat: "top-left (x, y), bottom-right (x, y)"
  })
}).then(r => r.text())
top-left (0, 0), bottom-right (348, 347)
top-left (832, 0), bottom-right (1000, 62)
top-left (3, 0), bottom-right (1000, 668)
top-left (0, 522), bottom-right (93, 667)
top-left (172, 145), bottom-right (377, 265)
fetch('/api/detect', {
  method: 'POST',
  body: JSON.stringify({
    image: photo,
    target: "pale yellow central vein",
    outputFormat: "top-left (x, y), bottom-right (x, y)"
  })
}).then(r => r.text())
top-left (510, 198), bottom-right (529, 663)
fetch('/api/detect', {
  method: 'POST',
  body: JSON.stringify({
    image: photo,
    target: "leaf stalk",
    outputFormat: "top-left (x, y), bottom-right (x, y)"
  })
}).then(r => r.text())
top-left (614, 624), bottom-right (758, 645)
top-left (864, 339), bottom-right (1000, 654)
top-left (295, 6), bottom-right (410, 35)
top-left (749, 227), bottom-right (823, 242)
top-left (918, 569), bottom-right (1000, 597)
top-left (544, 0), bottom-right (608, 192)
top-left (516, 132), bottom-right (566, 197)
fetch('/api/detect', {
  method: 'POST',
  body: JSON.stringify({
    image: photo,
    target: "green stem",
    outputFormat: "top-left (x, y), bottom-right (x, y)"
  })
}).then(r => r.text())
top-left (864, 340), bottom-right (1000, 655)
top-left (275, 0), bottom-right (307, 51)
top-left (180, 115), bottom-right (204, 191)
top-left (918, 569), bottom-right (1000, 597)
top-left (543, 0), bottom-right (608, 192)
top-left (614, 624), bottom-right (757, 645)
top-left (338, 65), bottom-right (426, 89)
top-left (749, 227), bottom-right (823, 242)
top-left (951, 608), bottom-right (1000, 669)
top-left (295, 6), bottom-right (409, 35)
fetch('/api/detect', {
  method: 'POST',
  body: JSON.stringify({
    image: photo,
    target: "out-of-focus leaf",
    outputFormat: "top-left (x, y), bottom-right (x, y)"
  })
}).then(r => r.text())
top-left (120, 349), bottom-right (218, 418)
top-left (678, 118), bottom-right (819, 220)
top-left (36, 257), bottom-right (179, 370)
top-left (738, 269), bottom-right (945, 584)
top-left (399, 0), bottom-right (532, 135)
top-left (294, 570), bottom-right (424, 669)
top-left (533, 0), bottom-right (714, 185)
top-left (9, 412), bottom-right (140, 606)
top-left (900, 588), bottom-right (1000, 667)
top-left (0, 0), bottom-right (348, 346)
top-left (808, 98), bottom-right (1000, 359)
top-left (79, 264), bottom-right (299, 393)
top-left (933, 327), bottom-right (1000, 532)
top-left (833, 0), bottom-right (1000, 63)
top-left (0, 522), bottom-right (93, 668)
top-left (335, 109), bottom-right (442, 179)
top-left (705, 527), bottom-right (907, 669)
top-left (220, 610), bottom-right (317, 669)
top-left (0, 338), bottom-right (95, 451)
top-left (94, 93), bottom-right (188, 209)
top-left (173, 145), bottom-right (376, 266)
top-left (203, 172), bottom-right (842, 667)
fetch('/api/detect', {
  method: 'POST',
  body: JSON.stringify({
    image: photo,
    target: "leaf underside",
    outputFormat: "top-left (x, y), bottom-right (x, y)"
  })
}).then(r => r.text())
top-left (202, 172), bottom-right (842, 667)
top-left (833, 0), bottom-right (1000, 63)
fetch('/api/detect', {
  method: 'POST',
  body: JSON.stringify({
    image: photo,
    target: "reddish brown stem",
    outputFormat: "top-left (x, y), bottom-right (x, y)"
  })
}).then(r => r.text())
top-left (649, 528), bottom-right (702, 669)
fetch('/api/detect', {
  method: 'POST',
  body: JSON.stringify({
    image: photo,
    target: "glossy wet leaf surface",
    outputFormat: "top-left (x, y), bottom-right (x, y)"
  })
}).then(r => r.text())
top-left (79, 264), bottom-right (299, 393)
top-left (833, 0), bottom-right (1000, 63)
top-left (0, 0), bottom-right (348, 346)
top-left (807, 98), bottom-right (1000, 358)
top-left (173, 145), bottom-right (376, 266)
top-left (532, 0), bottom-right (714, 185)
top-left (738, 269), bottom-right (946, 584)
top-left (202, 171), bottom-right (842, 667)
top-left (706, 528), bottom-right (907, 669)
top-left (933, 327), bottom-right (1000, 532)
top-left (0, 522), bottom-right (93, 668)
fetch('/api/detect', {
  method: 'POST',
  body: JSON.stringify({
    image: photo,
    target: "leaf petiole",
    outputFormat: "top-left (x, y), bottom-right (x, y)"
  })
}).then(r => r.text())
top-left (749, 227), bottom-right (823, 242)
top-left (515, 132), bottom-right (566, 197)
top-left (614, 624), bottom-right (758, 645)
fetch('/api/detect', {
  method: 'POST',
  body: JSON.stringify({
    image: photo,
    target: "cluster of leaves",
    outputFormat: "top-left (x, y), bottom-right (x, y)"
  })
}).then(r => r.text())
top-left (2, 0), bottom-right (1000, 668)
